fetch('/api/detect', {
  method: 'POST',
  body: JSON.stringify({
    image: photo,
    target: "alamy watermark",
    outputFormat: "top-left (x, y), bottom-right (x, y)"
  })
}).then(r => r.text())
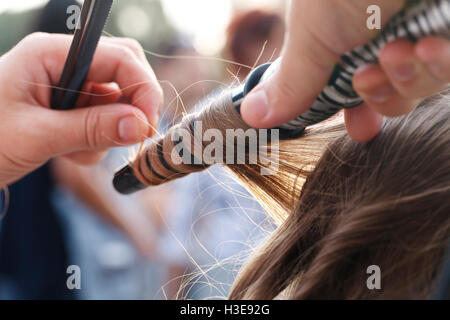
top-left (63, 3), bottom-right (383, 178)
top-left (67, 4), bottom-right (382, 31)
top-left (367, 5), bottom-right (382, 30)
top-left (366, 265), bottom-right (381, 290)
top-left (170, 122), bottom-right (280, 176)
top-left (66, 265), bottom-right (81, 290)
top-left (66, 5), bottom-right (81, 30)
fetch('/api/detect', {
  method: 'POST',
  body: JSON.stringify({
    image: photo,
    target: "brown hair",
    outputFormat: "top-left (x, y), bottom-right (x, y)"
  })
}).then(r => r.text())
top-left (119, 84), bottom-right (449, 299)
top-left (229, 92), bottom-right (450, 299)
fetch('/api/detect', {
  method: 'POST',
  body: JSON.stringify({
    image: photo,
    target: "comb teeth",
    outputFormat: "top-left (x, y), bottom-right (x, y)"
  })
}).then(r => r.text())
top-left (92, 0), bottom-right (114, 36)
top-left (103, 0), bottom-right (113, 31)
top-left (51, 0), bottom-right (114, 110)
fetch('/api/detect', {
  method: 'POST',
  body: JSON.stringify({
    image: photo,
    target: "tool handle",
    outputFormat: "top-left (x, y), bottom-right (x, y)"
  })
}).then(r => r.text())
top-left (242, 0), bottom-right (450, 135)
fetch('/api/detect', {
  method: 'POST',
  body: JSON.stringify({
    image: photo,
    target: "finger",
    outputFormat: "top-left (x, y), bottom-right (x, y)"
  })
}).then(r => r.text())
top-left (379, 39), bottom-right (447, 98)
top-left (85, 41), bottom-right (163, 122)
top-left (83, 42), bottom-right (162, 121)
top-left (240, 48), bottom-right (337, 129)
top-left (353, 63), bottom-right (420, 117)
top-left (344, 103), bottom-right (383, 142)
top-left (63, 150), bottom-right (108, 166)
top-left (33, 103), bottom-right (150, 156)
top-left (240, 0), bottom-right (339, 129)
top-left (76, 82), bottom-right (122, 108)
top-left (25, 33), bottom-right (162, 123)
top-left (239, 0), bottom-right (405, 129)
top-left (102, 37), bottom-right (150, 66)
top-left (415, 36), bottom-right (450, 83)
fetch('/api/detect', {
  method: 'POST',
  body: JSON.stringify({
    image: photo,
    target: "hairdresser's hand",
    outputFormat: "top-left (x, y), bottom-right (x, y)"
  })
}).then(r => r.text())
top-left (0, 33), bottom-right (162, 187)
top-left (241, 0), bottom-right (450, 142)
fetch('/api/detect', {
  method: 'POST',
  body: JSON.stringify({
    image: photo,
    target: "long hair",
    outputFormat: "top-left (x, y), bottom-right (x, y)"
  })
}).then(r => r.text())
top-left (229, 92), bottom-right (450, 299)
top-left (113, 81), bottom-right (450, 299)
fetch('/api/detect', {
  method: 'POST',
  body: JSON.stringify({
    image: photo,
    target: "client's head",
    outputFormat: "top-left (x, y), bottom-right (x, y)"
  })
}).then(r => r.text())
top-left (230, 91), bottom-right (450, 299)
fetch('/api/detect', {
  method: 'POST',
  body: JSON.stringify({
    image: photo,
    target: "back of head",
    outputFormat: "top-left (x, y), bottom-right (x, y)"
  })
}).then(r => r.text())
top-left (230, 92), bottom-right (450, 299)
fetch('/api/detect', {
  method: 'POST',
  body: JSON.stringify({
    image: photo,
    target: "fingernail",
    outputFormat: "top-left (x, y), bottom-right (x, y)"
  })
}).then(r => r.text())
top-left (243, 88), bottom-right (270, 121)
top-left (365, 84), bottom-right (395, 103)
top-left (391, 62), bottom-right (416, 82)
top-left (119, 116), bottom-right (141, 143)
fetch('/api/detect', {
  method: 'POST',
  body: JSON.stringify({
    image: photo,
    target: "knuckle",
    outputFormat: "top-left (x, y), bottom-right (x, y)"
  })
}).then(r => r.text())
top-left (122, 38), bottom-right (144, 56)
top-left (372, 99), bottom-right (414, 118)
top-left (16, 33), bottom-right (49, 54)
top-left (394, 84), bottom-right (423, 99)
top-left (116, 38), bottom-right (150, 66)
top-left (117, 46), bottom-right (137, 65)
top-left (103, 37), bottom-right (144, 59)
top-left (21, 32), bottom-right (49, 46)
top-left (117, 45), bottom-right (134, 59)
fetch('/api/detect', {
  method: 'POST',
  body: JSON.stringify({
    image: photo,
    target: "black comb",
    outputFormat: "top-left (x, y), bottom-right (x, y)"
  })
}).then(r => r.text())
top-left (51, 0), bottom-right (113, 110)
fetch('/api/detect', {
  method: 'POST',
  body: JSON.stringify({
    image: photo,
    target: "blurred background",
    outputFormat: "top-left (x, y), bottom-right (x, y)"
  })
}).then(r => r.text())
top-left (0, 0), bottom-right (285, 299)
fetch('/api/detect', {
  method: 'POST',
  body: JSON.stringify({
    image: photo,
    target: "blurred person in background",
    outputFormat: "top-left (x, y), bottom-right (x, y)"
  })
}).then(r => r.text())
top-left (0, 0), bottom-right (271, 300)
top-left (144, 40), bottom-right (219, 298)
top-left (0, 0), bottom-right (448, 301)
top-left (151, 40), bottom-right (217, 126)
top-left (0, 0), bottom-right (80, 300)
top-left (150, 11), bottom-right (286, 298)
top-left (51, 147), bottom-right (167, 299)
top-left (0, 0), bottom-right (165, 300)
top-left (158, 168), bottom-right (272, 299)
top-left (225, 10), bottom-right (285, 81)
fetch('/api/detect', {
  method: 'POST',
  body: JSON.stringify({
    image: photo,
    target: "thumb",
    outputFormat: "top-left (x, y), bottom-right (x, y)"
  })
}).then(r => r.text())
top-left (240, 44), bottom-right (338, 129)
top-left (240, 0), bottom-right (405, 129)
top-left (38, 104), bottom-right (151, 156)
top-left (240, 0), bottom-right (340, 129)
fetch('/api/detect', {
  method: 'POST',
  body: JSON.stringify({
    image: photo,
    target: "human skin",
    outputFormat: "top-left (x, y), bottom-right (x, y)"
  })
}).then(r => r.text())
top-left (241, 0), bottom-right (450, 142)
top-left (0, 33), bottom-right (163, 188)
